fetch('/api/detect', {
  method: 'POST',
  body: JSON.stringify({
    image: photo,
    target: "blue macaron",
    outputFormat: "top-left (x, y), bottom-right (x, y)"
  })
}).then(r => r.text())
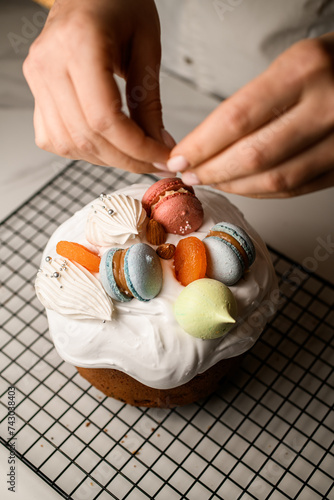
top-left (100, 243), bottom-right (163, 302)
top-left (203, 222), bottom-right (256, 286)
top-left (124, 243), bottom-right (163, 301)
top-left (100, 248), bottom-right (132, 302)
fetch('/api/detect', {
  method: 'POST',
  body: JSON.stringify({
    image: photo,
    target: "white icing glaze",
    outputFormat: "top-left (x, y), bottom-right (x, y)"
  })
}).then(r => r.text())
top-left (42, 185), bottom-right (278, 390)
top-left (86, 193), bottom-right (147, 246)
top-left (35, 258), bottom-right (113, 321)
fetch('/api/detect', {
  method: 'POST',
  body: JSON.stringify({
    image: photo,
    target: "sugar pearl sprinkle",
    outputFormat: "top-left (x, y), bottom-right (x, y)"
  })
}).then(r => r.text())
top-left (39, 257), bottom-right (68, 288)
top-left (178, 221), bottom-right (192, 235)
top-left (91, 194), bottom-right (115, 216)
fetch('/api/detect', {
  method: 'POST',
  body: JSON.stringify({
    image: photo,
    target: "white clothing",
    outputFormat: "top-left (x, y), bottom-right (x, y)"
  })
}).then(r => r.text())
top-left (156, 0), bottom-right (334, 97)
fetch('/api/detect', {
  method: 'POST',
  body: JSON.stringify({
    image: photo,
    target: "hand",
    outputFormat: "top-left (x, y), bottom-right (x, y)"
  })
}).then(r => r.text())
top-left (23, 0), bottom-right (174, 174)
top-left (167, 34), bottom-right (334, 197)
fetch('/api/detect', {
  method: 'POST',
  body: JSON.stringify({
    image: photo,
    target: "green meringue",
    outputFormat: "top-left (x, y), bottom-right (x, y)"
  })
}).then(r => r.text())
top-left (173, 278), bottom-right (237, 339)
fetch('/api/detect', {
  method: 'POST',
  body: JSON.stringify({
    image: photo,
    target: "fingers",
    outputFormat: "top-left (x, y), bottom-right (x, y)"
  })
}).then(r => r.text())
top-left (41, 66), bottom-right (159, 172)
top-left (23, 4), bottom-right (171, 173)
top-left (167, 51), bottom-right (303, 172)
top-left (28, 66), bottom-right (158, 173)
top-left (24, 41), bottom-right (166, 174)
top-left (181, 94), bottom-right (334, 187)
top-left (68, 35), bottom-right (170, 164)
top-left (25, 50), bottom-right (107, 165)
top-left (289, 169), bottom-right (334, 197)
top-left (126, 58), bottom-right (176, 149)
top-left (210, 131), bottom-right (334, 198)
top-left (236, 169), bottom-right (334, 198)
top-left (172, 36), bottom-right (334, 198)
top-left (125, 31), bottom-right (176, 165)
top-left (126, 30), bottom-right (163, 139)
top-left (33, 105), bottom-right (49, 153)
top-left (167, 37), bottom-right (334, 174)
top-left (34, 101), bottom-right (109, 166)
top-left (123, 0), bottom-right (167, 143)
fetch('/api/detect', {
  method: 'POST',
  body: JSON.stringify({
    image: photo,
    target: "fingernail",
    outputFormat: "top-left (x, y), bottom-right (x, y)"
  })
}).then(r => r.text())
top-left (161, 128), bottom-right (176, 149)
top-left (167, 155), bottom-right (189, 172)
top-left (182, 171), bottom-right (201, 186)
top-left (153, 162), bottom-right (168, 171)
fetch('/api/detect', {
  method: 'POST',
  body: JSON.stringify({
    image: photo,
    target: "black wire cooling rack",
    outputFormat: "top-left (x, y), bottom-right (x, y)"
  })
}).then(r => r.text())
top-left (1, 160), bottom-right (333, 500)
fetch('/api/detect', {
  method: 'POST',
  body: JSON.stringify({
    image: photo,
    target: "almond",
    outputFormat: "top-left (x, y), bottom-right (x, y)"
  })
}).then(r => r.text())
top-left (146, 219), bottom-right (166, 245)
top-left (156, 243), bottom-right (176, 260)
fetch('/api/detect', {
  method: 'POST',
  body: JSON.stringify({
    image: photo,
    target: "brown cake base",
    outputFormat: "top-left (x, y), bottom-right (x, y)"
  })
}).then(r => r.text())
top-left (76, 355), bottom-right (242, 408)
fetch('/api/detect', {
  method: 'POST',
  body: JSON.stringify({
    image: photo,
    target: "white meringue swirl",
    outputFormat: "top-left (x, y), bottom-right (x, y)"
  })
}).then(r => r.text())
top-left (86, 193), bottom-right (147, 246)
top-left (35, 258), bottom-right (113, 321)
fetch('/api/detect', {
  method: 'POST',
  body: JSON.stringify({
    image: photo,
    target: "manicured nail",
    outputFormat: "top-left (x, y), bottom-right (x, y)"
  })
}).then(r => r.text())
top-left (167, 155), bottom-right (190, 172)
top-left (161, 128), bottom-right (176, 149)
top-left (182, 171), bottom-right (201, 186)
top-left (153, 162), bottom-right (168, 171)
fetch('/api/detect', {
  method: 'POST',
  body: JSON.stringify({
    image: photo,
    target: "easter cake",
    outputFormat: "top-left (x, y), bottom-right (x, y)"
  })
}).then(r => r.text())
top-left (35, 178), bottom-right (278, 407)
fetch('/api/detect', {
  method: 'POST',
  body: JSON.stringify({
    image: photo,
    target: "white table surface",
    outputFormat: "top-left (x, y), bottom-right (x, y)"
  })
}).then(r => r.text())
top-left (1, 1), bottom-right (333, 499)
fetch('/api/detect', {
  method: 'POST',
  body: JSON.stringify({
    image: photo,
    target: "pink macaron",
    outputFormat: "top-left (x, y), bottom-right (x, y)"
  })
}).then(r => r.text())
top-left (142, 178), bottom-right (204, 235)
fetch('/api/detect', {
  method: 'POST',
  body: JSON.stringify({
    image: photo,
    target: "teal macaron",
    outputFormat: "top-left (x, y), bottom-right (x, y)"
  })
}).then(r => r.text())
top-left (100, 248), bottom-right (131, 302)
top-left (100, 243), bottom-right (163, 302)
top-left (203, 222), bottom-right (256, 286)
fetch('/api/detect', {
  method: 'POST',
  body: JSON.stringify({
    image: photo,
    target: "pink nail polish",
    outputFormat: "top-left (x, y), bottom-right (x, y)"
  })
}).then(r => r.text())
top-left (167, 155), bottom-right (190, 172)
top-left (161, 129), bottom-right (176, 149)
top-left (182, 171), bottom-right (200, 186)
